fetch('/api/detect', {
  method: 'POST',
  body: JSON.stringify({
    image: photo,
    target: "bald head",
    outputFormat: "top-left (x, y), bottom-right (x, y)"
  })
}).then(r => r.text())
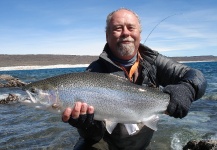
top-left (106, 8), bottom-right (142, 33)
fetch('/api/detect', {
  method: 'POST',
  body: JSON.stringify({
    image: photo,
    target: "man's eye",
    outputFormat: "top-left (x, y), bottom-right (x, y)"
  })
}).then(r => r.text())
top-left (128, 26), bottom-right (136, 31)
top-left (114, 27), bottom-right (122, 31)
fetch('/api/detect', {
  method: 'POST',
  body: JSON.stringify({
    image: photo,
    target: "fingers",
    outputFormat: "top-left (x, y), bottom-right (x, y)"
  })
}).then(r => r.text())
top-left (72, 102), bottom-right (94, 116)
top-left (80, 103), bottom-right (88, 115)
top-left (62, 107), bottom-right (72, 122)
top-left (88, 105), bottom-right (94, 114)
top-left (62, 102), bottom-right (94, 123)
top-left (71, 102), bottom-right (83, 118)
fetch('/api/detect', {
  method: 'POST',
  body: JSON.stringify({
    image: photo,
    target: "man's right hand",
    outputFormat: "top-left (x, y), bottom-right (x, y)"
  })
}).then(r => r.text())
top-left (62, 102), bottom-right (95, 129)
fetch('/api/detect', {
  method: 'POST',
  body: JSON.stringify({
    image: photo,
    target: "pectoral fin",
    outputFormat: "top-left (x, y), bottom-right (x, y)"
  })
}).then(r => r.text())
top-left (105, 120), bottom-right (118, 134)
top-left (124, 124), bottom-right (139, 135)
top-left (142, 115), bottom-right (159, 131)
top-left (104, 115), bottom-right (159, 135)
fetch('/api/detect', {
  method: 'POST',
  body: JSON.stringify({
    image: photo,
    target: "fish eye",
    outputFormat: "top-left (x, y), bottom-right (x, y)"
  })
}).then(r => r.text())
top-left (30, 88), bottom-right (36, 93)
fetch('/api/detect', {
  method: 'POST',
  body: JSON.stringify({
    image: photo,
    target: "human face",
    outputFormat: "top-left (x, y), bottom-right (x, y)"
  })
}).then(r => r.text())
top-left (106, 9), bottom-right (141, 60)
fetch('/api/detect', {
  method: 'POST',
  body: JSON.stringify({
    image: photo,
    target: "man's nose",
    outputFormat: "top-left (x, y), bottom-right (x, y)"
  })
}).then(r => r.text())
top-left (121, 26), bottom-right (130, 37)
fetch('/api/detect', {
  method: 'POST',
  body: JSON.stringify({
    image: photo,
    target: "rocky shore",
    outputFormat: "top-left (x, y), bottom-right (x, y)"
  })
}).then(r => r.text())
top-left (0, 74), bottom-right (26, 87)
top-left (183, 140), bottom-right (217, 150)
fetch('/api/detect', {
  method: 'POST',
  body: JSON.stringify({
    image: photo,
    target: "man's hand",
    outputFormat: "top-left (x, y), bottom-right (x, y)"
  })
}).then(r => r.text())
top-left (163, 82), bottom-right (195, 119)
top-left (62, 102), bottom-right (95, 129)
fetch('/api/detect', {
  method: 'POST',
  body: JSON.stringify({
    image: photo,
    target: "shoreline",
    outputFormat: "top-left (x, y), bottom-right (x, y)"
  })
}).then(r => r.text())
top-left (178, 60), bottom-right (217, 63)
top-left (0, 64), bottom-right (89, 71)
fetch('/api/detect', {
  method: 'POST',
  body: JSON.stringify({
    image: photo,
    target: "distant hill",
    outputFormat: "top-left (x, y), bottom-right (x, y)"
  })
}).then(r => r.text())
top-left (0, 55), bottom-right (98, 67)
top-left (0, 54), bottom-right (216, 67)
top-left (170, 55), bottom-right (217, 62)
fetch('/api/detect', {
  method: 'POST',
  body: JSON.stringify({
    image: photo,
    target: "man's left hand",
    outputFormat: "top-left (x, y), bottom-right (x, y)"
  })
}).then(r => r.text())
top-left (163, 82), bottom-right (195, 118)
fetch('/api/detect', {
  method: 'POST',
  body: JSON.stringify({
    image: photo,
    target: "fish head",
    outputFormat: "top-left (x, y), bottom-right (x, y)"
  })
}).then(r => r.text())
top-left (21, 82), bottom-right (63, 113)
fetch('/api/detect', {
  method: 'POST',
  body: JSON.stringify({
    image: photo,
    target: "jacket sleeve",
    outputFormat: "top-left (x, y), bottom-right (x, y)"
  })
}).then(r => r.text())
top-left (86, 60), bottom-right (105, 72)
top-left (156, 54), bottom-right (207, 100)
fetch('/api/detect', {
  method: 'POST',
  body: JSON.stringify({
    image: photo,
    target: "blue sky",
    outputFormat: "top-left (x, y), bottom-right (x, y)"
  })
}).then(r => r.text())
top-left (0, 0), bottom-right (217, 56)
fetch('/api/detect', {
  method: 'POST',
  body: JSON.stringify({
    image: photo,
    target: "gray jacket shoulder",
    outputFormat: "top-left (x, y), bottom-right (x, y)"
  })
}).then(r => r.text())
top-left (139, 44), bottom-right (206, 100)
top-left (155, 54), bottom-right (207, 100)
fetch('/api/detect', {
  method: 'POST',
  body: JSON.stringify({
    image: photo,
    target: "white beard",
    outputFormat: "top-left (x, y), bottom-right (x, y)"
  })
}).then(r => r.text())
top-left (116, 43), bottom-right (135, 57)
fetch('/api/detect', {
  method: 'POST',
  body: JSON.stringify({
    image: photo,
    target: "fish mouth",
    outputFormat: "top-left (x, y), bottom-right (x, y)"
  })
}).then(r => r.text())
top-left (19, 90), bottom-right (38, 105)
top-left (24, 90), bottom-right (37, 104)
top-left (21, 85), bottom-right (37, 104)
top-left (22, 87), bottom-right (60, 111)
top-left (21, 90), bottom-right (47, 109)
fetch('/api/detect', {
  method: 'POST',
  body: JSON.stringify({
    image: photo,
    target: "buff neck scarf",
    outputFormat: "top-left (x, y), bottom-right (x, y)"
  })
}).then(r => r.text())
top-left (110, 53), bottom-right (138, 68)
top-left (110, 52), bottom-right (140, 82)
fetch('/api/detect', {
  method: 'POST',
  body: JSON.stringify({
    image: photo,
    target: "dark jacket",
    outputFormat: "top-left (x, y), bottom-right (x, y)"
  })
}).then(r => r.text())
top-left (76, 43), bottom-right (207, 150)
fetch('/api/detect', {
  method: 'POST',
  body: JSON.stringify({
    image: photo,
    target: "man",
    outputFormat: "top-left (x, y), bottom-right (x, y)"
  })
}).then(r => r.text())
top-left (62, 8), bottom-right (207, 150)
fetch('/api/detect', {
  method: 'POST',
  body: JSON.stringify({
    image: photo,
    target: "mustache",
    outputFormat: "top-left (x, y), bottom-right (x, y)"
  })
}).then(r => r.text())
top-left (118, 37), bottom-right (134, 43)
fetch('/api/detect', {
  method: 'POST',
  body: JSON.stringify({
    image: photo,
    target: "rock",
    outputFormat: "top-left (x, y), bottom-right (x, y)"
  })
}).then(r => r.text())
top-left (0, 74), bottom-right (14, 80)
top-left (0, 74), bottom-right (26, 87)
top-left (183, 140), bottom-right (217, 150)
top-left (0, 93), bottom-right (19, 104)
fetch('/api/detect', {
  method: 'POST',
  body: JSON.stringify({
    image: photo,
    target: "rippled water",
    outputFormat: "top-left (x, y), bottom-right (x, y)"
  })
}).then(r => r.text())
top-left (0, 62), bottom-right (217, 150)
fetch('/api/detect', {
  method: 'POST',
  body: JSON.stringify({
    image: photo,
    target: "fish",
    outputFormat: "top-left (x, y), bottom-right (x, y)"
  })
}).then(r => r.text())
top-left (21, 72), bottom-right (170, 135)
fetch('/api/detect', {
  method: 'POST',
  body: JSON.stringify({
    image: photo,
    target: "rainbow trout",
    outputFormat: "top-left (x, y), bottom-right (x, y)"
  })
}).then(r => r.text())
top-left (21, 72), bottom-right (170, 135)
